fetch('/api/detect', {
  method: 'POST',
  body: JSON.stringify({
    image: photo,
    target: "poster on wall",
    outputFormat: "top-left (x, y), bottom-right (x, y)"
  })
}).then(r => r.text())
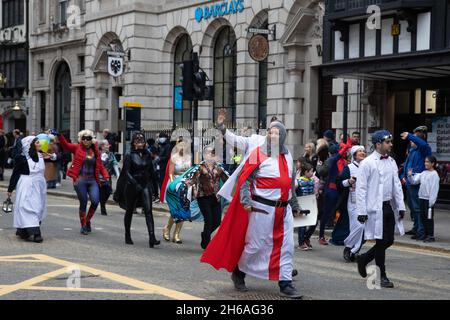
top-left (431, 116), bottom-right (450, 185)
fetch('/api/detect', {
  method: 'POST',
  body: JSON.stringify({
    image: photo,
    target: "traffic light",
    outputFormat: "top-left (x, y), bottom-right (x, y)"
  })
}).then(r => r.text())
top-left (179, 53), bottom-right (214, 101)
top-left (180, 60), bottom-right (194, 101)
top-left (192, 52), bottom-right (213, 101)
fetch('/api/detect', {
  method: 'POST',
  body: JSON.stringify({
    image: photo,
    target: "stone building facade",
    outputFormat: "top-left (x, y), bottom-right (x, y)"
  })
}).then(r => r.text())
top-left (29, 0), bottom-right (324, 158)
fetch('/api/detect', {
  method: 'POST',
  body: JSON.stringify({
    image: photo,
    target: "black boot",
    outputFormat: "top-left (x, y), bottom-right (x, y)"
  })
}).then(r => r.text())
top-left (231, 268), bottom-right (248, 292)
top-left (125, 233), bottom-right (134, 245)
top-left (201, 232), bottom-right (210, 249)
top-left (356, 253), bottom-right (367, 278)
top-left (279, 281), bottom-right (302, 299)
top-left (380, 274), bottom-right (394, 288)
top-left (343, 247), bottom-right (351, 262)
top-left (33, 234), bottom-right (43, 243)
top-left (101, 205), bottom-right (107, 216)
top-left (149, 235), bottom-right (161, 248)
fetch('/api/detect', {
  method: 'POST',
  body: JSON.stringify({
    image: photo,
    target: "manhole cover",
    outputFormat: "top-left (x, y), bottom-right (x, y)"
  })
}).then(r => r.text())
top-left (231, 292), bottom-right (312, 300)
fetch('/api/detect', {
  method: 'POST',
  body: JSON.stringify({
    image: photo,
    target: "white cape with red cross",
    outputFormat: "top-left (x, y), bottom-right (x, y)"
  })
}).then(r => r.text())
top-left (237, 152), bottom-right (295, 281)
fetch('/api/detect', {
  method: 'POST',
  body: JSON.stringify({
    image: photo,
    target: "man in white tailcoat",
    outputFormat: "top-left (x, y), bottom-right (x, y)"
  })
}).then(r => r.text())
top-left (355, 130), bottom-right (406, 288)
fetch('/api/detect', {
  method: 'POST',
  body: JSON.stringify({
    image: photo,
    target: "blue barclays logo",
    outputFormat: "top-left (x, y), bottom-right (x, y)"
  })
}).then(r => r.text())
top-left (195, 0), bottom-right (245, 23)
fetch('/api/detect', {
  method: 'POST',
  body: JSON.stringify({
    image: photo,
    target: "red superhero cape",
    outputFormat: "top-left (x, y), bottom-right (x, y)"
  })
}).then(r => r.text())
top-left (200, 147), bottom-right (268, 272)
top-left (159, 162), bottom-right (171, 203)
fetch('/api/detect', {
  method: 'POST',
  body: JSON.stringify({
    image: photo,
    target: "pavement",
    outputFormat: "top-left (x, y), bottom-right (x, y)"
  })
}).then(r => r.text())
top-left (1, 168), bottom-right (449, 254)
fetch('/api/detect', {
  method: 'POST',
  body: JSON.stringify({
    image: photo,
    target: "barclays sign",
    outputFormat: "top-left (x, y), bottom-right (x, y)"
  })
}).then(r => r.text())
top-left (195, 0), bottom-right (245, 23)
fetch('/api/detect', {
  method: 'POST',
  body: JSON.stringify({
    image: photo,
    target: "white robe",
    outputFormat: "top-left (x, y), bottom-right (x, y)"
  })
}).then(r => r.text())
top-left (355, 152), bottom-right (405, 240)
top-left (13, 157), bottom-right (47, 229)
top-left (238, 153), bottom-right (295, 281)
top-left (342, 162), bottom-right (365, 253)
top-left (219, 129), bottom-right (295, 281)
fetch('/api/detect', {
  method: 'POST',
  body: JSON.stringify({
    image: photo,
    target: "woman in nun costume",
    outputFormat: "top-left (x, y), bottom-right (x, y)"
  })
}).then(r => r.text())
top-left (7, 135), bottom-right (52, 243)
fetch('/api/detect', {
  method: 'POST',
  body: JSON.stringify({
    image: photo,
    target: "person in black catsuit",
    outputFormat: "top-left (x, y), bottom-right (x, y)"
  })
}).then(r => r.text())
top-left (114, 133), bottom-right (160, 248)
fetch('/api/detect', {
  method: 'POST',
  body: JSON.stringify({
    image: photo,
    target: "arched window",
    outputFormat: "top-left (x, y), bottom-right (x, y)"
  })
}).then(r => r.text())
top-left (54, 62), bottom-right (71, 136)
top-left (173, 34), bottom-right (193, 127)
top-left (214, 27), bottom-right (236, 125)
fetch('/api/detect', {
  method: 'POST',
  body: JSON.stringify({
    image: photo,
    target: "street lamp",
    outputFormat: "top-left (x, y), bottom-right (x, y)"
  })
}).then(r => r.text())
top-left (12, 101), bottom-right (24, 119)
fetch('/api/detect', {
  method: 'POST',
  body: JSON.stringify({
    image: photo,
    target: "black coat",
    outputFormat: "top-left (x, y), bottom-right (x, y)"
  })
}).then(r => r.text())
top-left (114, 149), bottom-right (159, 210)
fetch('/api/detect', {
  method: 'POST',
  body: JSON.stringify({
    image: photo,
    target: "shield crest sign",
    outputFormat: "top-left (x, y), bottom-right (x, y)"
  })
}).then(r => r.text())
top-left (108, 56), bottom-right (123, 77)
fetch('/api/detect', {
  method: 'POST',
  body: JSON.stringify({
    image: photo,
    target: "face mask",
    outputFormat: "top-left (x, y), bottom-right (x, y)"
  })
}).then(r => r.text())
top-left (159, 138), bottom-right (167, 144)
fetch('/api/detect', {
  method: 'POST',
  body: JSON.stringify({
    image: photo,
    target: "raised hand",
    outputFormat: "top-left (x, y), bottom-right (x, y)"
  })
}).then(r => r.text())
top-left (217, 108), bottom-right (227, 126)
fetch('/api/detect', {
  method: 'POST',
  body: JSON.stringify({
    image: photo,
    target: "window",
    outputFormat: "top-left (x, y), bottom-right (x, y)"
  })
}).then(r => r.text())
top-left (173, 34), bottom-right (193, 126)
top-left (38, 61), bottom-right (44, 78)
top-left (59, 0), bottom-right (67, 25)
top-left (78, 55), bottom-right (85, 73)
top-left (78, 0), bottom-right (85, 13)
top-left (214, 27), bottom-right (236, 125)
top-left (1, 0), bottom-right (24, 28)
top-left (79, 87), bottom-right (85, 130)
top-left (39, 0), bottom-right (46, 24)
top-left (40, 91), bottom-right (46, 129)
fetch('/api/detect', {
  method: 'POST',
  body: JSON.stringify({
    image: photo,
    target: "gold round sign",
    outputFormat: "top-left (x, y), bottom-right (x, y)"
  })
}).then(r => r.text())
top-left (248, 34), bottom-right (269, 62)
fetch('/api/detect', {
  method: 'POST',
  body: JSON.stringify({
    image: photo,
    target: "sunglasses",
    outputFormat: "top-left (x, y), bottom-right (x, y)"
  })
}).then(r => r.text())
top-left (82, 136), bottom-right (93, 141)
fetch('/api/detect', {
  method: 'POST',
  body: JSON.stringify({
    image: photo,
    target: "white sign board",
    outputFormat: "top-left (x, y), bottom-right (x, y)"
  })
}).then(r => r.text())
top-left (293, 195), bottom-right (318, 228)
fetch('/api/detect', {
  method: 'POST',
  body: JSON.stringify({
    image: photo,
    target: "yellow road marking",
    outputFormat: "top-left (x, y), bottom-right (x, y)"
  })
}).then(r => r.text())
top-left (390, 245), bottom-right (450, 258)
top-left (0, 254), bottom-right (202, 300)
top-left (0, 267), bottom-right (68, 297)
top-left (0, 286), bottom-right (167, 295)
top-left (0, 259), bottom-right (47, 263)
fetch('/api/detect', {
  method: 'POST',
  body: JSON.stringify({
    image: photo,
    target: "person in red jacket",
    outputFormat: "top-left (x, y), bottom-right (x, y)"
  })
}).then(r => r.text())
top-left (54, 129), bottom-right (109, 235)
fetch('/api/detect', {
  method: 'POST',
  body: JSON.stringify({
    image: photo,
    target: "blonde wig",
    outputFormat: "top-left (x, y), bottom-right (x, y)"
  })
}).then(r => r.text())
top-left (77, 129), bottom-right (97, 144)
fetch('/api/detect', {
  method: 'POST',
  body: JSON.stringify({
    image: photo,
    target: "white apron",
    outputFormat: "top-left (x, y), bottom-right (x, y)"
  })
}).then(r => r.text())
top-left (238, 153), bottom-right (295, 282)
top-left (13, 157), bottom-right (47, 229)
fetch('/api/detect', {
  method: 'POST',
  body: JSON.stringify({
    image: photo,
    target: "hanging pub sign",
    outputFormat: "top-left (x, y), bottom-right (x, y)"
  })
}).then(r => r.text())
top-left (108, 56), bottom-right (124, 77)
top-left (195, 0), bottom-right (244, 23)
top-left (248, 34), bottom-right (269, 62)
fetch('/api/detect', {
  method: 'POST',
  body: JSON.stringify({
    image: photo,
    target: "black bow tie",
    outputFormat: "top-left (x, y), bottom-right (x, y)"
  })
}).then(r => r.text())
top-left (380, 155), bottom-right (389, 160)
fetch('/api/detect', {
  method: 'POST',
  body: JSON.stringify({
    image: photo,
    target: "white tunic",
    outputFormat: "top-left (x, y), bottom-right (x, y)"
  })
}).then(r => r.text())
top-left (13, 157), bottom-right (47, 229)
top-left (355, 152), bottom-right (405, 240)
top-left (238, 153), bottom-right (295, 282)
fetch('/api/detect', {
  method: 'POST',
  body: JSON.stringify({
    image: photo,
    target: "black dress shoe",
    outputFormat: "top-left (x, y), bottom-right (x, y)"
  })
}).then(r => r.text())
top-left (343, 247), bottom-right (351, 262)
top-left (380, 276), bottom-right (394, 288)
top-left (405, 230), bottom-right (416, 235)
top-left (356, 254), bottom-right (367, 278)
top-left (231, 272), bottom-right (248, 292)
top-left (411, 234), bottom-right (425, 240)
top-left (279, 283), bottom-right (302, 299)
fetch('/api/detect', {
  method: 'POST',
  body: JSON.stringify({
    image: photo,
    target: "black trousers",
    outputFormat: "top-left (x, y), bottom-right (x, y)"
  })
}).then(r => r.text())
top-left (363, 202), bottom-right (395, 276)
top-left (198, 195), bottom-right (222, 247)
top-left (124, 185), bottom-right (156, 240)
top-left (419, 199), bottom-right (434, 237)
top-left (99, 184), bottom-right (112, 213)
